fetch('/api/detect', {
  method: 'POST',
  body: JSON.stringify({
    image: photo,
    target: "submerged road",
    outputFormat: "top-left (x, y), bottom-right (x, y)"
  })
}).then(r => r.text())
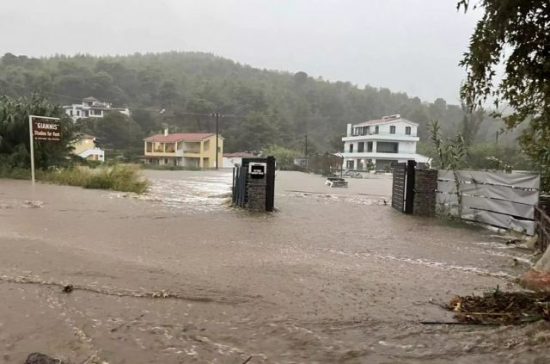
top-left (0, 170), bottom-right (548, 363)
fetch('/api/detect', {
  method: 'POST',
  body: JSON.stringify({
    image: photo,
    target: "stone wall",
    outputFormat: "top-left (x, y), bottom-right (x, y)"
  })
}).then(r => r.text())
top-left (246, 178), bottom-right (267, 211)
top-left (413, 169), bottom-right (438, 217)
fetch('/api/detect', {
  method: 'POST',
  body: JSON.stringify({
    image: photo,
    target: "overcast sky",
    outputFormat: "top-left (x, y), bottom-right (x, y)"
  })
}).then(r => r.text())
top-left (0, 0), bottom-right (480, 103)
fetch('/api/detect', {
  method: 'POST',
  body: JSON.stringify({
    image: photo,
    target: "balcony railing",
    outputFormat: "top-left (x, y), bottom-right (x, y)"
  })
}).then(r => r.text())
top-left (349, 131), bottom-right (417, 137)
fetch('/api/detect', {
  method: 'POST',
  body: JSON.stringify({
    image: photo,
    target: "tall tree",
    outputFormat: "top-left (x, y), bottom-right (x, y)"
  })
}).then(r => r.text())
top-left (458, 0), bottom-right (549, 190)
top-left (0, 95), bottom-right (75, 169)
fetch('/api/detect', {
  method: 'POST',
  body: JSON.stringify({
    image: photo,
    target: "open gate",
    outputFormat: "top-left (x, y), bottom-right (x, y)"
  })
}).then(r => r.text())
top-left (391, 160), bottom-right (416, 214)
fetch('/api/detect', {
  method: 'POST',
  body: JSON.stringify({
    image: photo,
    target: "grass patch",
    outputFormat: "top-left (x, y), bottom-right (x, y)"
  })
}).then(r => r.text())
top-left (0, 166), bottom-right (31, 180)
top-left (39, 165), bottom-right (149, 194)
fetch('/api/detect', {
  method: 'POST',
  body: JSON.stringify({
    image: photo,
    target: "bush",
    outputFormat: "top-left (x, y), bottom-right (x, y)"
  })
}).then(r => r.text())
top-left (39, 165), bottom-right (149, 194)
top-left (0, 165), bottom-right (31, 180)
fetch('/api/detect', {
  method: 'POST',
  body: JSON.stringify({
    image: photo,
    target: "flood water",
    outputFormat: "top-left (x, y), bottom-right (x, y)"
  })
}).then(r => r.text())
top-left (0, 170), bottom-right (548, 363)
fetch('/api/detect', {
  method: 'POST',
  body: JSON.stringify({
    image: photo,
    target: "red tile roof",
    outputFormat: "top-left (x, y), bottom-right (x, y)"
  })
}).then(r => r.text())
top-left (144, 133), bottom-right (215, 143)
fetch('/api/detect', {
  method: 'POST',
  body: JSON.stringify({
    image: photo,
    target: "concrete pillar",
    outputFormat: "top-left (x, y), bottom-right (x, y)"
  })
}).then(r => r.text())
top-left (413, 169), bottom-right (438, 216)
top-left (346, 123), bottom-right (352, 137)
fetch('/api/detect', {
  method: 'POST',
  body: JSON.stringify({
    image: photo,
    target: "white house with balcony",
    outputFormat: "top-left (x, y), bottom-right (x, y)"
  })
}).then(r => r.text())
top-left (63, 96), bottom-right (130, 122)
top-left (341, 114), bottom-right (430, 171)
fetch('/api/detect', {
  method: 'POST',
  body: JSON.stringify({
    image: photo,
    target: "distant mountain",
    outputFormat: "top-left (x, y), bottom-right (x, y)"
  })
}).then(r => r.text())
top-left (0, 51), bottom-right (516, 153)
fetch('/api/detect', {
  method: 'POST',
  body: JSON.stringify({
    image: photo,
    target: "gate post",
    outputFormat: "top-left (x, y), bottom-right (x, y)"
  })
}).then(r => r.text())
top-left (391, 163), bottom-right (407, 212)
top-left (232, 157), bottom-right (276, 211)
top-left (266, 156), bottom-right (276, 212)
top-left (404, 160), bottom-right (416, 214)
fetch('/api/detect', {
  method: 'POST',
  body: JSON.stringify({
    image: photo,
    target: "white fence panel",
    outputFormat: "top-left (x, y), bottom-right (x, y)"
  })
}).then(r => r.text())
top-left (436, 170), bottom-right (540, 234)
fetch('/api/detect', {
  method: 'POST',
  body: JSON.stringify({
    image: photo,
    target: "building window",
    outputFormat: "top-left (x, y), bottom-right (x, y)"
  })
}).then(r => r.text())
top-left (346, 160), bottom-right (354, 169)
top-left (349, 144), bottom-right (354, 153)
top-left (165, 143), bottom-right (175, 153)
top-left (154, 143), bottom-right (163, 152)
top-left (374, 126), bottom-right (379, 134)
top-left (358, 142), bottom-right (364, 152)
top-left (405, 126), bottom-right (411, 135)
top-left (366, 126), bottom-right (370, 134)
top-left (367, 142), bottom-right (373, 152)
top-left (146, 142), bottom-right (152, 153)
top-left (390, 125), bottom-right (396, 134)
top-left (376, 142), bottom-right (398, 153)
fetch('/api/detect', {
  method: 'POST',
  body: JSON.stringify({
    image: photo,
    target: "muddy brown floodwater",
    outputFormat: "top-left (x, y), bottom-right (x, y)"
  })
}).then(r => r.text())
top-left (0, 170), bottom-right (548, 363)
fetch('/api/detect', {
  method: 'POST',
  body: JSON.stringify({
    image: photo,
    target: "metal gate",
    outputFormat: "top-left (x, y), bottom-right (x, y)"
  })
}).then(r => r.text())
top-left (391, 160), bottom-right (416, 214)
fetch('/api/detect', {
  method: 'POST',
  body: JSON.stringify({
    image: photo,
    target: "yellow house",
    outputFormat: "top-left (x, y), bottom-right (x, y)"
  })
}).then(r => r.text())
top-left (71, 134), bottom-right (105, 162)
top-left (143, 131), bottom-right (224, 168)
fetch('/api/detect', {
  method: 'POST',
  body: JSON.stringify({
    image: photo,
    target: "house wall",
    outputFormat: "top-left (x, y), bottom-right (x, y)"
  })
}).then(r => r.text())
top-left (223, 157), bottom-right (242, 168)
top-left (143, 135), bottom-right (224, 169)
top-left (71, 138), bottom-right (105, 162)
top-left (200, 135), bottom-right (224, 168)
top-left (342, 119), bottom-right (427, 170)
top-left (72, 138), bottom-right (96, 155)
top-left (348, 121), bottom-right (417, 137)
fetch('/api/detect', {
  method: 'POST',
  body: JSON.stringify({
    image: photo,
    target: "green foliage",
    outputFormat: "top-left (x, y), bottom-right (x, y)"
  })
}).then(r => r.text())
top-left (458, 0), bottom-right (550, 191)
top-left (467, 143), bottom-right (531, 171)
top-left (77, 112), bottom-right (144, 160)
top-left (0, 51), bottom-right (519, 156)
top-left (0, 165), bottom-right (31, 179)
top-left (429, 120), bottom-right (466, 170)
top-left (262, 145), bottom-right (300, 170)
top-left (0, 94), bottom-right (75, 169)
top-left (40, 165), bottom-right (149, 194)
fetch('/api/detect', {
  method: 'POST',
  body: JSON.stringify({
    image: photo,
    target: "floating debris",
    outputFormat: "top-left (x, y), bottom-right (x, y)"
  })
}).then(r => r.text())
top-left (24, 352), bottom-right (64, 364)
top-left (23, 200), bottom-right (44, 208)
top-left (448, 287), bottom-right (550, 325)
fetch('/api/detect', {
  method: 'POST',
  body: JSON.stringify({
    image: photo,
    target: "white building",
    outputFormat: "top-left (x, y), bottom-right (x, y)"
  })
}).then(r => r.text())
top-left (63, 97), bottom-right (130, 122)
top-left (223, 152), bottom-right (256, 168)
top-left (341, 114), bottom-right (430, 171)
top-left (71, 134), bottom-right (105, 162)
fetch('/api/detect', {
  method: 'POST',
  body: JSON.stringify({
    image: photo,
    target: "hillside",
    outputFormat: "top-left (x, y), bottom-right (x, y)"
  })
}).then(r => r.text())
top-left (0, 51), bottom-right (517, 154)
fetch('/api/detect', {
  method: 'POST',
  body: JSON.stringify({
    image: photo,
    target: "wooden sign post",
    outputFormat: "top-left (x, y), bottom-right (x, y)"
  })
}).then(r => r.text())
top-left (28, 115), bottom-right (61, 183)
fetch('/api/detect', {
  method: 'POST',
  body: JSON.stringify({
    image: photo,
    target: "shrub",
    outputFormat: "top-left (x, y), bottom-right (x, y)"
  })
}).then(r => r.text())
top-left (39, 165), bottom-right (149, 194)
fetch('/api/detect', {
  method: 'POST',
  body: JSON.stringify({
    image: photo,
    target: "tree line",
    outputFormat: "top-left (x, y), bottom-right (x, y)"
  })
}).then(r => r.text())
top-left (0, 51), bottom-right (521, 158)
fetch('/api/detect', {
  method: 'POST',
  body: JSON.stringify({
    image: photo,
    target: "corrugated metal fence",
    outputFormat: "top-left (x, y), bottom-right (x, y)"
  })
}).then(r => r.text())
top-left (436, 170), bottom-right (540, 235)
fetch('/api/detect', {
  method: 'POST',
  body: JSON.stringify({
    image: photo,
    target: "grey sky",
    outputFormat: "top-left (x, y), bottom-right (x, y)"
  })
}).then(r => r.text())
top-left (0, 0), bottom-right (480, 103)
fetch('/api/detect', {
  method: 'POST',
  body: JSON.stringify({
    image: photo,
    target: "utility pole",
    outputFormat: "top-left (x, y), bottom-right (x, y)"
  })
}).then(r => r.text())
top-left (304, 134), bottom-right (309, 170)
top-left (212, 112), bottom-right (221, 170)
